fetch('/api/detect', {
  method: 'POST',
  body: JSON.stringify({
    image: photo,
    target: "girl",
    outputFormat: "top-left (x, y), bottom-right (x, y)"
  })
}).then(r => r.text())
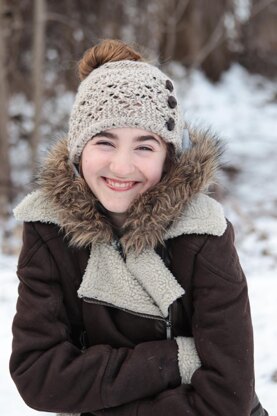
top-left (10, 39), bottom-right (267, 416)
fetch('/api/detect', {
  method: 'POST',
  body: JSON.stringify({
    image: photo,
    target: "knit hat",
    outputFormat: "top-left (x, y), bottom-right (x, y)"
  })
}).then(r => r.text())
top-left (68, 60), bottom-right (185, 163)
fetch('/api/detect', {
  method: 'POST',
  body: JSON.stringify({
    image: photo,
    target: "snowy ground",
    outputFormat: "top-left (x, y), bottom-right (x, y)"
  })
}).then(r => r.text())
top-left (1, 64), bottom-right (276, 414)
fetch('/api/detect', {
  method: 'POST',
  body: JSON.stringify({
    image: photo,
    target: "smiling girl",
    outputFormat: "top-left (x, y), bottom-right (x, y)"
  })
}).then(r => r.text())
top-left (10, 39), bottom-right (267, 416)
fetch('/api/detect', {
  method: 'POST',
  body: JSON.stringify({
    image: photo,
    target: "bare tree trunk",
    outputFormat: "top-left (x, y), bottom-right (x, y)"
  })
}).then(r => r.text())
top-left (239, 0), bottom-right (277, 76)
top-left (162, 0), bottom-right (191, 61)
top-left (0, 0), bottom-right (12, 217)
top-left (171, 0), bottom-right (234, 81)
top-left (31, 0), bottom-right (46, 174)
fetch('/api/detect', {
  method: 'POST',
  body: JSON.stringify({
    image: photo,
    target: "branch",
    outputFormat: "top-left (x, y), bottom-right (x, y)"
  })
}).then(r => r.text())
top-left (251, 0), bottom-right (277, 18)
top-left (46, 12), bottom-right (78, 28)
top-left (159, 0), bottom-right (190, 29)
top-left (46, 12), bottom-right (96, 41)
top-left (192, 15), bottom-right (225, 67)
top-left (191, 0), bottom-right (277, 68)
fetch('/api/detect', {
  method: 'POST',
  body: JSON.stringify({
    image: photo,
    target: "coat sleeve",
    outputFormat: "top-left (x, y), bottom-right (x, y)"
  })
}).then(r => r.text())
top-left (9, 222), bottom-right (181, 414)
top-left (188, 221), bottom-right (255, 415)
top-left (93, 221), bottom-right (256, 416)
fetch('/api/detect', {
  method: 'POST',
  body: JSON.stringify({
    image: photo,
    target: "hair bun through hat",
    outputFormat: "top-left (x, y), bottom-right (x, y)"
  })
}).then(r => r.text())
top-left (78, 39), bottom-right (144, 81)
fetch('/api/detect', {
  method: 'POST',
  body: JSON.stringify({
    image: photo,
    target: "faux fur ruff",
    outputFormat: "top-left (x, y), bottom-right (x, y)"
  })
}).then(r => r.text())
top-left (30, 127), bottom-right (223, 255)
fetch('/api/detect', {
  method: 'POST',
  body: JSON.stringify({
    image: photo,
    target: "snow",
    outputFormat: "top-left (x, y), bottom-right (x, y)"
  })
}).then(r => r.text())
top-left (1, 63), bottom-right (276, 414)
top-left (0, 253), bottom-right (53, 415)
top-left (234, 0), bottom-right (252, 23)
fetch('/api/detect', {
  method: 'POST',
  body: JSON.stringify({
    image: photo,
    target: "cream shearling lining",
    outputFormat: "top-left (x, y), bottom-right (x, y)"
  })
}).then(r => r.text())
top-left (56, 414), bottom-right (79, 416)
top-left (78, 244), bottom-right (185, 318)
top-left (175, 337), bottom-right (201, 384)
top-left (14, 190), bottom-right (59, 225)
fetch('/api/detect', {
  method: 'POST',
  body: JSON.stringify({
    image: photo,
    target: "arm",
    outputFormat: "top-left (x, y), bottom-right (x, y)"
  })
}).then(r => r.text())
top-left (188, 221), bottom-right (254, 415)
top-left (93, 222), bottom-right (255, 416)
top-left (10, 222), bottom-right (181, 414)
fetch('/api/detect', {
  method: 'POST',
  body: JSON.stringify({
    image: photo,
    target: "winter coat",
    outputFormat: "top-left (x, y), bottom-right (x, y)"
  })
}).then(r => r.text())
top-left (10, 131), bottom-right (267, 416)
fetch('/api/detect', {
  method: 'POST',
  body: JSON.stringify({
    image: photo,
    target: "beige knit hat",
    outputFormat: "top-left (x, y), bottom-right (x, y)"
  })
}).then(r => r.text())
top-left (67, 60), bottom-right (185, 163)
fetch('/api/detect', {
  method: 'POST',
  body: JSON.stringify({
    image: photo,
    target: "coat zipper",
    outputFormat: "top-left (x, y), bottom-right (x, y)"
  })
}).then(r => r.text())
top-left (82, 297), bottom-right (173, 339)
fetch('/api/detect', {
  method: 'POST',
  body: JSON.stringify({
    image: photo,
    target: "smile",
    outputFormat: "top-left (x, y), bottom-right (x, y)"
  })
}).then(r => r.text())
top-left (102, 177), bottom-right (139, 191)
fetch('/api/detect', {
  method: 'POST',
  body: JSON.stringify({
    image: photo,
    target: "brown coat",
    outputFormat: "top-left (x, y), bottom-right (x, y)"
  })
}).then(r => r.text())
top-left (10, 130), bottom-right (266, 415)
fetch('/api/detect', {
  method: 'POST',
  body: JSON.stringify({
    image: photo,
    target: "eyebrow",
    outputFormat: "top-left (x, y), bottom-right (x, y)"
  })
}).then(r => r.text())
top-left (93, 131), bottom-right (162, 146)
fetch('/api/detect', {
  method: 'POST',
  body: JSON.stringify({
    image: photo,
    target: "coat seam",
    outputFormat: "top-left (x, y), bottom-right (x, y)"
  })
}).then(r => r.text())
top-left (18, 222), bottom-right (62, 268)
top-left (197, 253), bottom-right (243, 284)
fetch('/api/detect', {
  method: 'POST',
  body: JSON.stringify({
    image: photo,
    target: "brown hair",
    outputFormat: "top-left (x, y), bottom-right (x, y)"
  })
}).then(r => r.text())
top-left (78, 39), bottom-right (144, 81)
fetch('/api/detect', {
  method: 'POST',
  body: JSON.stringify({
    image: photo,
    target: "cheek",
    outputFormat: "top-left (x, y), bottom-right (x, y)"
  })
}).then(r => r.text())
top-left (81, 157), bottom-right (93, 179)
top-left (81, 150), bottom-right (105, 177)
top-left (145, 156), bottom-right (166, 186)
top-left (150, 168), bottom-right (163, 185)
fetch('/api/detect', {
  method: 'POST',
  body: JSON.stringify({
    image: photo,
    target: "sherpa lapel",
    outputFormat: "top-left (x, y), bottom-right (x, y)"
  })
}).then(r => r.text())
top-left (78, 243), bottom-right (185, 318)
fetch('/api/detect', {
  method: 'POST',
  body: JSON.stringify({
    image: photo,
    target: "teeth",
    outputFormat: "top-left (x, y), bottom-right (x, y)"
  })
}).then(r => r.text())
top-left (105, 178), bottom-right (135, 189)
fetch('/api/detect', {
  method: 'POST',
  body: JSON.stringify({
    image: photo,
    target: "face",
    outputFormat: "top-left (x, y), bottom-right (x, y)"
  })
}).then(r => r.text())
top-left (81, 127), bottom-right (167, 226)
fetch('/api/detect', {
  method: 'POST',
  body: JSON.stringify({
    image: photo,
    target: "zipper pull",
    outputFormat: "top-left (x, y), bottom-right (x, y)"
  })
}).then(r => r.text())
top-left (80, 330), bottom-right (88, 351)
top-left (166, 304), bottom-right (173, 340)
top-left (166, 318), bottom-right (172, 340)
top-left (112, 239), bottom-right (125, 260)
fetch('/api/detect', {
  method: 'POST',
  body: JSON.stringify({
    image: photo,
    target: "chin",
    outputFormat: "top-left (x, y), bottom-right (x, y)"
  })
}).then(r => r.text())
top-left (102, 202), bottom-right (130, 215)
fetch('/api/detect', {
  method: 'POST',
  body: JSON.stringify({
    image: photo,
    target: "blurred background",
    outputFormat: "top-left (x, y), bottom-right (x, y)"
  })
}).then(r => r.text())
top-left (0, 0), bottom-right (276, 414)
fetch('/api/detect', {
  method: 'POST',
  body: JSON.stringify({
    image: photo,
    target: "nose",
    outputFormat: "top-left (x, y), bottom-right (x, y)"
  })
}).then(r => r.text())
top-left (109, 150), bottom-right (136, 178)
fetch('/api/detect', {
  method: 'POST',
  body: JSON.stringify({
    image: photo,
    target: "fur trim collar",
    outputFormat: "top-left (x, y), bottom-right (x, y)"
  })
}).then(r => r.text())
top-left (14, 190), bottom-right (226, 240)
top-left (14, 129), bottom-right (226, 252)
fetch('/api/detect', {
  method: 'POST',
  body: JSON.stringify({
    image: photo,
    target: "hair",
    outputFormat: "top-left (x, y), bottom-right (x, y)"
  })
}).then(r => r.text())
top-left (165, 143), bottom-right (177, 172)
top-left (78, 39), bottom-right (144, 81)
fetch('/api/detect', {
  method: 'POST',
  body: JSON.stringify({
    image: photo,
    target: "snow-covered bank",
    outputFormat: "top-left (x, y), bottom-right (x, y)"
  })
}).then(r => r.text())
top-left (0, 254), bottom-right (52, 415)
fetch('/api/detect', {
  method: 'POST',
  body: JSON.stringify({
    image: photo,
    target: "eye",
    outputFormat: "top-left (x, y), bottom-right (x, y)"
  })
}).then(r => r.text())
top-left (95, 140), bottom-right (114, 147)
top-left (136, 146), bottom-right (153, 151)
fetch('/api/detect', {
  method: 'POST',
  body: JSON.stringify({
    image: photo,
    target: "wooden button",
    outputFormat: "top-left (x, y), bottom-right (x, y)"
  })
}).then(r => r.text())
top-left (166, 117), bottom-right (175, 131)
top-left (168, 96), bottom-right (177, 108)
top-left (165, 80), bottom-right (174, 92)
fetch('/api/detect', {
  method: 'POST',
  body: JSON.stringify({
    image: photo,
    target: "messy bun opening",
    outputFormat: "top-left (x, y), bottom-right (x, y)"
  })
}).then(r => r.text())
top-left (78, 39), bottom-right (144, 81)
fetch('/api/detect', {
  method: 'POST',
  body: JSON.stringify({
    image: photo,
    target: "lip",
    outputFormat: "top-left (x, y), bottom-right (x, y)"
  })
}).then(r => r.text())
top-left (102, 177), bottom-right (139, 192)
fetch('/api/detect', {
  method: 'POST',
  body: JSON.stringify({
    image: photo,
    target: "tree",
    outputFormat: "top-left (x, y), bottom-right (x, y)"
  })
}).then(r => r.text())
top-left (0, 0), bottom-right (12, 217)
top-left (31, 0), bottom-right (46, 173)
top-left (239, 0), bottom-right (277, 76)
